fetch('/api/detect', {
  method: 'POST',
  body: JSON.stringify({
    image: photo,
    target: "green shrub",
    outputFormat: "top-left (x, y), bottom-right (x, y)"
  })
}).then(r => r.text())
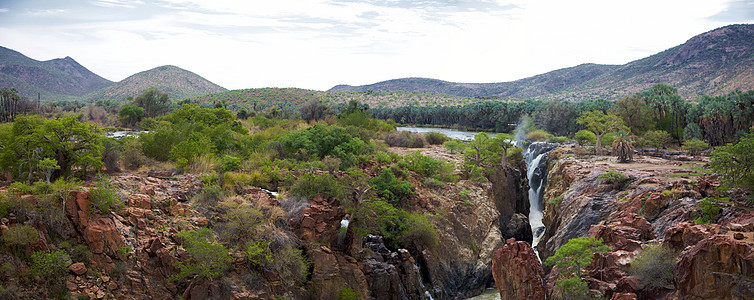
top-left (337, 285), bottom-right (359, 300)
top-left (574, 130), bottom-right (596, 145)
top-left (370, 169), bottom-right (412, 204)
top-left (526, 129), bottom-right (554, 141)
top-left (221, 155), bottom-right (242, 172)
top-left (694, 198), bottom-right (722, 224)
top-left (630, 243), bottom-right (675, 290)
top-left (194, 185), bottom-right (224, 207)
top-left (384, 131), bottom-right (426, 148)
top-left (597, 170), bottom-right (630, 188)
top-left (121, 137), bottom-right (146, 170)
top-left (244, 239), bottom-right (273, 267)
top-left (270, 245), bottom-right (311, 290)
top-left (682, 139), bottom-right (710, 156)
top-left (118, 246), bottom-right (132, 260)
top-left (216, 206), bottom-right (264, 248)
top-left (289, 173), bottom-right (346, 200)
top-left (1, 224), bottom-right (40, 249)
top-left (30, 249), bottom-right (71, 284)
top-left (375, 151), bottom-right (393, 164)
top-left (548, 195), bottom-right (564, 206)
top-left (89, 179), bottom-right (122, 214)
top-left (545, 237), bottom-right (609, 300)
top-left (68, 244), bottom-right (92, 263)
top-left (398, 213), bottom-right (438, 253)
top-left (171, 228), bottom-right (233, 281)
top-left (425, 132), bottom-right (448, 145)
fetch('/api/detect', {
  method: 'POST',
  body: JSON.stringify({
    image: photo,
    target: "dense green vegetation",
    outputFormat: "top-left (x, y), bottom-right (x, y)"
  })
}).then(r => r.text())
top-left (545, 237), bottom-right (610, 300)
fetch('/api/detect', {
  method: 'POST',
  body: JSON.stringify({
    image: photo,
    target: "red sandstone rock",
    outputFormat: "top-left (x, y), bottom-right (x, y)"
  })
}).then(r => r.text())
top-left (674, 235), bottom-right (754, 299)
top-left (610, 292), bottom-right (638, 300)
top-left (492, 238), bottom-right (546, 300)
top-left (69, 262), bottom-right (87, 275)
top-left (663, 221), bottom-right (718, 251)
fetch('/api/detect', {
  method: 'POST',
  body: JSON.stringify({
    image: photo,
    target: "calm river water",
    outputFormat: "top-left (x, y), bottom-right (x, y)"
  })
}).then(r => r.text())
top-left (396, 126), bottom-right (496, 141)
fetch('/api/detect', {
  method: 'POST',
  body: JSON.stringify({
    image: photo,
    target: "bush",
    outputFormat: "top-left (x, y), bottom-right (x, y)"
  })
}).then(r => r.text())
top-left (630, 244), bottom-right (675, 290)
top-left (30, 249), bottom-right (71, 284)
top-left (526, 129), bottom-right (554, 141)
top-left (683, 123), bottom-right (702, 140)
top-left (1, 224), bottom-right (40, 249)
top-left (370, 169), bottom-right (412, 204)
top-left (194, 185), bottom-right (224, 206)
top-left (244, 239), bottom-right (273, 267)
top-left (682, 139), bottom-right (710, 156)
top-left (574, 130), bottom-right (596, 145)
top-left (289, 173), bottom-right (345, 200)
top-left (221, 155), bottom-right (242, 172)
top-left (89, 179), bottom-right (122, 214)
top-left (398, 213), bottom-right (438, 253)
top-left (424, 132), bottom-right (448, 145)
top-left (597, 170), bottom-right (630, 188)
top-left (384, 131), bottom-right (426, 148)
top-left (216, 206), bottom-right (265, 249)
top-left (642, 130), bottom-right (672, 150)
top-left (171, 229), bottom-right (233, 281)
top-left (694, 198), bottom-right (722, 224)
top-left (121, 137), bottom-right (147, 170)
top-left (270, 245), bottom-right (311, 290)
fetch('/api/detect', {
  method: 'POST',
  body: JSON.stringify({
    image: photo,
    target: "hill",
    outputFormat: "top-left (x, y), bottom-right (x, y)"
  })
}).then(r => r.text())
top-left (330, 24), bottom-right (754, 101)
top-left (0, 46), bottom-right (113, 101)
top-left (85, 65), bottom-right (227, 102)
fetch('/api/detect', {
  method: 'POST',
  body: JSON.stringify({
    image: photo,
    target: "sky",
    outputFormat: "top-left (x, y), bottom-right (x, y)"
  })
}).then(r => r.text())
top-left (1, 0), bottom-right (753, 91)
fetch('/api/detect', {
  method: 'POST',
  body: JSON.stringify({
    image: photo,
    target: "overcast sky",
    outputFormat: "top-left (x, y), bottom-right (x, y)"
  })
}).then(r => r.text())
top-left (1, 0), bottom-right (752, 90)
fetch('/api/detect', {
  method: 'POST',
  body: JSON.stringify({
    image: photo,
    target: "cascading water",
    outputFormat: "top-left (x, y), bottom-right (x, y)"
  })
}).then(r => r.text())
top-left (524, 144), bottom-right (548, 249)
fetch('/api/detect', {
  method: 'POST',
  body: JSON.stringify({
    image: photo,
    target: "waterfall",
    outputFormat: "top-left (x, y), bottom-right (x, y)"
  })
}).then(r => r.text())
top-left (521, 142), bottom-right (557, 250)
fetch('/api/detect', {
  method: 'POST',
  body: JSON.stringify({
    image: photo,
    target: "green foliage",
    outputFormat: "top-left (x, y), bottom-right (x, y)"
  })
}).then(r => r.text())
top-left (642, 130), bottom-right (672, 150)
top-left (133, 87), bottom-right (171, 118)
top-left (710, 129), bottom-right (754, 194)
top-left (630, 244), bottom-right (675, 290)
top-left (171, 228), bottom-right (233, 281)
top-left (0, 116), bottom-right (102, 181)
top-left (576, 110), bottom-right (628, 154)
top-left (337, 285), bottom-right (359, 300)
top-left (1, 224), bottom-right (40, 249)
top-left (553, 276), bottom-right (589, 300)
top-left (424, 132), bottom-right (448, 145)
top-left (682, 139), bottom-right (710, 156)
top-left (545, 237), bottom-right (609, 299)
top-left (88, 179), bottom-right (122, 214)
top-left (216, 206), bottom-right (264, 248)
top-left (37, 157), bottom-right (60, 184)
top-left (526, 129), bottom-right (554, 141)
top-left (221, 155), bottom-right (242, 172)
top-left (597, 170), bottom-right (630, 189)
top-left (30, 249), bottom-right (71, 284)
top-left (120, 137), bottom-right (146, 170)
top-left (443, 139), bottom-right (465, 154)
top-left (384, 131), bottom-right (426, 148)
top-left (398, 212), bottom-right (438, 253)
top-left (118, 104), bottom-right (144, 127)
top-left (280, 123), bottom-right (366, 168)
top-left (118, 246), bottom-right (132, 260)
top-left (370, 169), bottom-right (412, 204)
top-left (694, 199), bottom-right (722, 224)
top-left (683, 123), bottom-right (703, 141)
top-left (244, 239), bottom-right (273, 267)
top-left (270, 245), bottom-right (311, 290)
top-left (101, 137), bottom-right (121, 173)
top-left (574, 130), bottom-right (596, 145)
top-left (461, 132), bottom-right (512, 180)
top-left (549, 195), bottom-right (564, 206)
top-left (194, 184), bottom-right (224, 207)
top-left (289, 173), bottom-right (346, 200)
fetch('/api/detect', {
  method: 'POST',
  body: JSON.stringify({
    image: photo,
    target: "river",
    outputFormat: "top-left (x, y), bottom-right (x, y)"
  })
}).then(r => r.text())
top-left (396, 126), bottom-right (496, 142)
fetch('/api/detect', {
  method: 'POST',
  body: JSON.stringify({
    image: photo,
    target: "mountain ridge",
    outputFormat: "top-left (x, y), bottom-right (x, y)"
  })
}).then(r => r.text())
top-left (330, 24), bottom-right (754, 101)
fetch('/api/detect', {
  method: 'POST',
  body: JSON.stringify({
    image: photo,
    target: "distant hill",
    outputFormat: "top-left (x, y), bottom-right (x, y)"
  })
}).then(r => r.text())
top-left (331, 24), bottom-right (754, 101)
top-left (0, 46), bottom-right (113, 101)
top-left (85, 65), bottom-right (227, 102)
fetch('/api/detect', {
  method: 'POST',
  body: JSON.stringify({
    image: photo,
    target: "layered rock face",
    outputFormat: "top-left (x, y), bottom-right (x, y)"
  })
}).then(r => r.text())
top-left (489, 164), bottom-right (532, 245)
top-left (491, 238), bottom-right (546, 300)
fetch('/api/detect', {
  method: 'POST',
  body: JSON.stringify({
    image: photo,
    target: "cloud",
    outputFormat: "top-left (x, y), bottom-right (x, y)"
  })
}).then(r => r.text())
top-left (90, 0), bottom-right (144, 9)
top-left (0, 8), bottom-right (9, 13)
top-left (708, 0), bottom-right (754, 22)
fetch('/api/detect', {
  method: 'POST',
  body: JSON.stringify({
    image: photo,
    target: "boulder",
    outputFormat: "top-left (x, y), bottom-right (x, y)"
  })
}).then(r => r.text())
top-left (663, 221), bottom-right (718, 252)
top-left (674, 235), bottom-right (754, 299)
top-left (69, 262), bottom-right (87, 275)
top-left (491, 238), bottom-right (546, 300)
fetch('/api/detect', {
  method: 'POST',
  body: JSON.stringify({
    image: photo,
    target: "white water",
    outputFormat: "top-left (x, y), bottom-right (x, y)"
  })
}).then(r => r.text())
top-left (396, 126), bottom-right (495, 142)
top-left (527, 151), bottom-right (546, 248)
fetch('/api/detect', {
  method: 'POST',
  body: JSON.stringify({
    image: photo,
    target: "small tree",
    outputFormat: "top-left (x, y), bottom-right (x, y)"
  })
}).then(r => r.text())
top-left (630, 244), bottom-right (676, 290)
top-left (443, 140), bottom-right (464, 154)
top-left (118, 104), bottom-right (144, 127)
top-left (37, 158), bottom-right (60, 184)
top-left (576, 111), bottom-right (628, 155)
top-left (574, 130), bottom-right (596, 146)
top-left (545, 236), bottom-right (610, 299)
top-left (682, 139), bottom-right (710, 157)
top-left (642, 130), bottom-right (672, 153)
top-left (710, 130), bottom-right (754, 196)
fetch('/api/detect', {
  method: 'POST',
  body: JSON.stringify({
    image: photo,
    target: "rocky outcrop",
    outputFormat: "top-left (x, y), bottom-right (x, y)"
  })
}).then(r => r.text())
top-left (491, 238), bottom-right (546, 300)
top-left (362, 235), bottom-right (426, 300)
top-left (489, 164), bottom-right (531, 245)
top-left (674, 235), bottom-right (754, 299)
top-left (66, 191), bottom-right (127, 259)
